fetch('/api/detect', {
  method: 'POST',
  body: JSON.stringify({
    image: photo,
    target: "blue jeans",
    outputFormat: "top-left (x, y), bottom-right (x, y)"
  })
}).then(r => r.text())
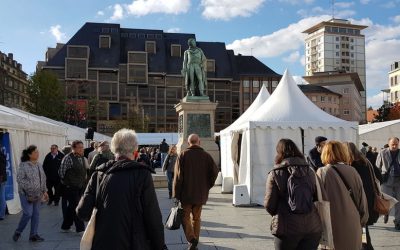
top-left (0, 182), bottom-right (6, 219)
top-left (16, 194), bottom-right (40, 236)
top-left (167, 171), bottom-right (174, 196)
top-left (161, 153), bottom-right (168, 168)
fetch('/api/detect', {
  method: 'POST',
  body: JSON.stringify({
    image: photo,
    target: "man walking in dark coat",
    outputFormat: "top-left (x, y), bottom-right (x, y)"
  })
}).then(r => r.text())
top-left (76, 129), bottom-right (166, 250)
top-left (173, 134), bottom-right (219, 250)
top-left (159, 139), bottom-right (169, 167)
top-left (42, 145), bottom-right (64, 206)
top-left (307, 136), bottom-right (327, 170)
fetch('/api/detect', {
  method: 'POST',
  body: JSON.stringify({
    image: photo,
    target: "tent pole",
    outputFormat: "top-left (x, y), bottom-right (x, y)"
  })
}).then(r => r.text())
top-left (300, 128), bottom-right (305, 155)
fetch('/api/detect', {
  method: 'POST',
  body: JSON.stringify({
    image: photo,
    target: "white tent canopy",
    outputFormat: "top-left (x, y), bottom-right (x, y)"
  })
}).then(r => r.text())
top-left (0, 105), bottom-right (67, 214)
top-left (234, 70), bottom-right (358, 205)
top-left (359, 119), bottom-right (400, 148)
top-left (219, 86), bottom-right (270, 184)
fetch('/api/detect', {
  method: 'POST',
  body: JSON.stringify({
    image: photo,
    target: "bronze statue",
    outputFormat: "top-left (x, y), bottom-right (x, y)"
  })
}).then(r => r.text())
top-left (181, 38), bottom-right (207, 97)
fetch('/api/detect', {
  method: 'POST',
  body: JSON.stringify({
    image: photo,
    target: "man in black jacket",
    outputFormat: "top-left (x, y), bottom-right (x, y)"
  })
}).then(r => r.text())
top-left (159, 139), bottom-right (169, 167)
top-left (307, 136), bottom-right (327, 170)
top-left (76, 129), bottom-right (166, 250)
top-left (43, 145), bottom-right (64, 206)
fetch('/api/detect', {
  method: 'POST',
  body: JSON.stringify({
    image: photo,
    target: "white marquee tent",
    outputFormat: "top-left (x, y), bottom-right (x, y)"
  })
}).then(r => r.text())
top-left (359, 119), bottom-right (400, 148)
top-left (0, 105), bottom-right (67, 214)
top-left (0, 105), bottom-right (112, 214)
top-left (233, 70), bottom-right (358, 205)
top-left (219, 86), bottom-right (270, 184)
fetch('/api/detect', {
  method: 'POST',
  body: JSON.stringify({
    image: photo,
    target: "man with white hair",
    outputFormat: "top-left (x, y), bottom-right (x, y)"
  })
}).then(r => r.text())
top-left (77, 129), bottom-right (166, 250)
top-left (173, 134), bottom-right (219, 250)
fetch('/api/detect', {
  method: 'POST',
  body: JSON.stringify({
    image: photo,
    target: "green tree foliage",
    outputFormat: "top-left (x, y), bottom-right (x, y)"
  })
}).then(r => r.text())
top-left (374, 103), bottom-right (392, 122)
top-left (128, 105), bottom-right (150, 132)
top-left (25, 70), bottom-right (65, 120)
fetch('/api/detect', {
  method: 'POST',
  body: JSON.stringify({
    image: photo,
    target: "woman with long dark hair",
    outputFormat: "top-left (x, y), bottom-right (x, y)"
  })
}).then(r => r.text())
top-left (13, 145), bottom-right (48, 242)
top-left (343, 142), bottom-right (380, 250)
top-left (264, 139), bottom-right (321, 250)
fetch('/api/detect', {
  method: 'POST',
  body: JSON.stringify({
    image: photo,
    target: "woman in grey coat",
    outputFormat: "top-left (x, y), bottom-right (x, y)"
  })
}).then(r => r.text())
top-left (162, 145), bottom-right (177, 199)
top-left (13, 145), bottom-right (48, 242)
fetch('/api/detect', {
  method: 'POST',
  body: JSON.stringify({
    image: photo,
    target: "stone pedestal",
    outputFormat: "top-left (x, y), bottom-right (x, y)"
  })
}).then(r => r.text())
top-left (174, 97), bottom-right (219, 165)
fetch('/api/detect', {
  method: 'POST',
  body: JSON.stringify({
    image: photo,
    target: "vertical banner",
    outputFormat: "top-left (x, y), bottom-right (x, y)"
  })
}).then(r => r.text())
top-left (1, 133), bottom-right (14, 200)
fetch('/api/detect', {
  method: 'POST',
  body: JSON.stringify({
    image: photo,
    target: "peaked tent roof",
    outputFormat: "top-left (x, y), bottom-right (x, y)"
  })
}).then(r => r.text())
top-left (220, 85), bottom-right (270, 134)
top-left (244, 70), bottom-right (357, 129)
top-left (359, 119), bottom-right (400, 135)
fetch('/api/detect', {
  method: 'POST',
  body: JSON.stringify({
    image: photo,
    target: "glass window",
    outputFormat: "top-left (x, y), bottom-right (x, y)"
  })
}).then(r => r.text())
top-left (206, 59), bottom-right (215, 72)
top-left (67, 46), bottom-right (88, 58)
top-left (99, 36), bottom-right (111, 49)
top-left (128, 52), bottom-right (147, 64)
top-left (243, 80), bottom-right (250, 88)
top-left (321, 96), bottom-right (325, 102)
top-left (171, 44), bottom-right (181, 57)
top-left (272, 80), bottom-right (279, 88)
top-left (128, 64), bottom-right (147, 84)
top-left (66, 58), bottom-right (87, 79)
top-left (145, 41), bottom-right (156, 54)
top-left (311, 96), bottom-right (317, 102)
top-left (343, 110), bottom-right (350, 115)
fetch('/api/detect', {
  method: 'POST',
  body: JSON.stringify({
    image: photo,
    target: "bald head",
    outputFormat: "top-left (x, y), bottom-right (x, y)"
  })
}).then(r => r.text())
top-left (188, 134), bottom-right (200, 146)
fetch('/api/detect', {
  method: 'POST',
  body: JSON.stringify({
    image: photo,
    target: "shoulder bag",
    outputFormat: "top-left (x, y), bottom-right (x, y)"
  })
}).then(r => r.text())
top-left (314, 170), bottom-right (334, 249)
top-left (80, 172), bottom-right (101, 250)
top-left (366, 162), bottom-right (391, 215)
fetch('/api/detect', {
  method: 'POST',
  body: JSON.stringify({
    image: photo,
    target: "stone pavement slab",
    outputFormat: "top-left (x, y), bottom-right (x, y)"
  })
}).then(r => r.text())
top-left (1, 186), bottom-right (400, 249)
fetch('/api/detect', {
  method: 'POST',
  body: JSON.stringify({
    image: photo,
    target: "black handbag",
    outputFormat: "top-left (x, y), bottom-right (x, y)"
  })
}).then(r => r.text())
top-left (165, 202), bottom-right (183, 230)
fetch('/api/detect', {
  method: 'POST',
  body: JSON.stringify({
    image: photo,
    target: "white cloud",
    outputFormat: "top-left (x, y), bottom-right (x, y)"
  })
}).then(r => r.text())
top-left (300, 54), bottom-right (306, 66)
top-left (381, 0), bottom-right (400, 8)
top-left (126, 0), bottom-right (190, 17)
top-left (392, 15), bottom-right (400, 23)
top-left (283, 51), bottom-right (301, 63)
top-left (49, 25), bottom-right (66, 42)
top-left (111, 4), bottom-right (124, 20)
top-left (227, 15), bottom-right (331, 57)
top-left (226, 14), bottom-right (400, 108)
top-left (335, 1), bottom-right (355, 8)
top-left (360, 0), bottom-right (370, 4)
top-left (97, 11), bottom-right (105, 16)
top-left (166, 27), bottom-right (181, 33)
top-left (279, 0), bottom-right (315, 4)
top-left (367, 93), bottom-right (385, 109)
top-left (201, 0), bottom-right (265, 21)
top-left (297, 6), bottom-right (355, 19)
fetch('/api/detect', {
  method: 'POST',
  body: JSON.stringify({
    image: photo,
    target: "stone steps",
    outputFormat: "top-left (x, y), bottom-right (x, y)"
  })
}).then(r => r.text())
top-left (152, 169), bottom-right (168, 188)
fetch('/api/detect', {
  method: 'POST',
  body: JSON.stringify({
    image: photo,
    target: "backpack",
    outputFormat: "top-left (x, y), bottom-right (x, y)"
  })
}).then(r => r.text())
top-left (286, 166), bottom-right (314, 214)
top-left (94, 155), bottom-right (109, 169)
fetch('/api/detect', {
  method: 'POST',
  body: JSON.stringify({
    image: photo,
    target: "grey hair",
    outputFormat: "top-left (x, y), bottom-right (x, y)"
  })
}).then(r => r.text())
top-left (111, 128), bottom-right (138, 157)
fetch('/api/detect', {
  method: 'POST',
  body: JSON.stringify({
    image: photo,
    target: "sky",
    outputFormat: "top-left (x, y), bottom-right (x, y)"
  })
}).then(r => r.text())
top-left (0, 0), bottom-right (399, 108)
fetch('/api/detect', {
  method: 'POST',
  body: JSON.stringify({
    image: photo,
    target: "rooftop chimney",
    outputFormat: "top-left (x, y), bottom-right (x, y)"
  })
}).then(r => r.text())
top-left (8, 53), bottom-right (13, 60)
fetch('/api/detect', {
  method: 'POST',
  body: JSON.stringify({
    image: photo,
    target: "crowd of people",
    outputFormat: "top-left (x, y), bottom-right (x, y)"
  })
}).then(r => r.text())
top-left (265, 136), bottom-right (400, 250)
top-left (1, 130), bottom-right (400, 250)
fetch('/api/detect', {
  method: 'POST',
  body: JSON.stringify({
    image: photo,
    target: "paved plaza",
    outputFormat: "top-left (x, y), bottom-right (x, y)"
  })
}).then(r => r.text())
top-left (1, 186), bottom-right (400, 250)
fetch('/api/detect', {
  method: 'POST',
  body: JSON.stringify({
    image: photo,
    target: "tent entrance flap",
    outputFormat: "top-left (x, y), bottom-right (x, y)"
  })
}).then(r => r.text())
top-left (231, 132), bottom-right (242, 185)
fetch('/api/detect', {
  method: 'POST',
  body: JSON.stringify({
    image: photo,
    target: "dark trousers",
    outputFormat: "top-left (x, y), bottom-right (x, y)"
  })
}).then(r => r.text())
top-left (46, 179), bottom-right (61, 203)
top-left (362, 225), bottom-right (374, 250)
top-left (61, 186), bottom-right (85, 232)
top-left (274, 232), bottom-right (321, 250)
top-left (167, 171), bottom-right (174, 197)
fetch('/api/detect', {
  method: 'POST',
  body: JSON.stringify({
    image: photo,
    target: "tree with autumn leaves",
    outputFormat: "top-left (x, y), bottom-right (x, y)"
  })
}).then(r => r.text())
top-left (374, 102), bottom-right (400, 122)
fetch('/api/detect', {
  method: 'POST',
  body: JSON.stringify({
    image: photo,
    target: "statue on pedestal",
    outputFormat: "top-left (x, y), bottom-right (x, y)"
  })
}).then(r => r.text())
top-left (181, 38), bottom-right (207, 97)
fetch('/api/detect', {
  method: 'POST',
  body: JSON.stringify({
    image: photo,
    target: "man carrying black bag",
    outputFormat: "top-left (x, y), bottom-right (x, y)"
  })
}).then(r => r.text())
top-left (376, 137), bottom-right (400, 229)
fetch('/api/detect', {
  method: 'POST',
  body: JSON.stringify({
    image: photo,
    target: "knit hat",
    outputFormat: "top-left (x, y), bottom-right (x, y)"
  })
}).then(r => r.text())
top-left (315, 136), bottom-right (327, 145)
top-left (362, 142), bottom-right (368, 147)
